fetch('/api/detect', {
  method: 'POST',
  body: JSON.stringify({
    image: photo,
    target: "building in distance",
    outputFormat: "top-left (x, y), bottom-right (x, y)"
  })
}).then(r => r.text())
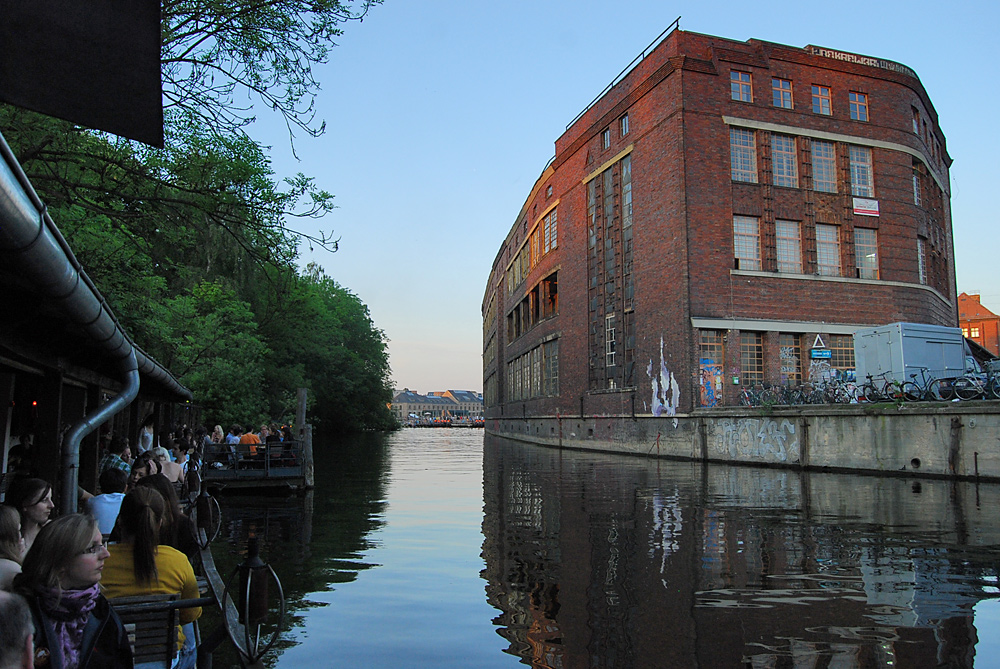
top-left (958, 293), bottom-right (1000, 356)
top-left (391, 389), bottom-right (484, 424)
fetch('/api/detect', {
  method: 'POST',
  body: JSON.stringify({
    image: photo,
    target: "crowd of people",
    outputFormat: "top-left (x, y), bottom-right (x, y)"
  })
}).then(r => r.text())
top-left (0, 417), bottom-right (292, 668)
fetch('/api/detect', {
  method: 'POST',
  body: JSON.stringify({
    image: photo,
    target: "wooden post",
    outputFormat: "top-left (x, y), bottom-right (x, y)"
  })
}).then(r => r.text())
top-left (303, 424), bottom-right (314, 490)
top-left (296, 388), bottom-right (314, 489)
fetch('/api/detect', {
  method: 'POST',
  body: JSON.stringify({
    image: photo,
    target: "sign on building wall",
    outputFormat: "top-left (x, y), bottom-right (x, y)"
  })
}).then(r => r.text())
top-left (853, 198), bottom-right (880, 217)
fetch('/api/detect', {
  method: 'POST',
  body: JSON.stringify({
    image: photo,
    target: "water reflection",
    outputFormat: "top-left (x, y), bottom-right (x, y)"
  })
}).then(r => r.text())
top-left (482, 435), bottom-right (1000, 668)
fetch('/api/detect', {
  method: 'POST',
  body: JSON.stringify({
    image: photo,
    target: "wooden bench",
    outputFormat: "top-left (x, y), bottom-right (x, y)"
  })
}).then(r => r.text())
top-left (108, 594), bottom-right (178, 667)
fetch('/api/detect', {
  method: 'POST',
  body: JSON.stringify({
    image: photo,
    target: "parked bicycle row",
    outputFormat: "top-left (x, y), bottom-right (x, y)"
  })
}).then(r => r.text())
top-left (738, 368), bottom-right (1000, 407)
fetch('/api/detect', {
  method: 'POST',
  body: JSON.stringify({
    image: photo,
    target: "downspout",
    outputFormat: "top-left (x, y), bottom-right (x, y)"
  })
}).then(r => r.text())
top-left (0, 130), bottom-right (165, 513)
top-left (61, 355), bottom-right (140, 514)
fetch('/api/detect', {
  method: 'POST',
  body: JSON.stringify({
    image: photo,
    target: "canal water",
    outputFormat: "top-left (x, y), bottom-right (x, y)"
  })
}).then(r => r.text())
top-left (212, 430), bottom-right (1000, 667)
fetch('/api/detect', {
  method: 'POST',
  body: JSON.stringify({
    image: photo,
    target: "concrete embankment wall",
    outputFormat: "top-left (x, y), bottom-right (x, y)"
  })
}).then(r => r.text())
top-left (486, 401), bottom-right (1000, 480)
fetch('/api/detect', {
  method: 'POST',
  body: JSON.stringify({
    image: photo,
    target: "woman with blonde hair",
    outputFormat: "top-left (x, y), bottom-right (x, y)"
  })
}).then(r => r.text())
top-left (102, 487), bottom-right (200, 669)
top-left (12, 513), bottom-right (132, 667)
top-left (0, 505), bottom-right (26, 589)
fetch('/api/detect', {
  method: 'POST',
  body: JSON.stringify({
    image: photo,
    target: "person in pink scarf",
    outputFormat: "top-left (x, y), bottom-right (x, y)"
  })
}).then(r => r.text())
top-left (12, 514), bottom-right (132, 668)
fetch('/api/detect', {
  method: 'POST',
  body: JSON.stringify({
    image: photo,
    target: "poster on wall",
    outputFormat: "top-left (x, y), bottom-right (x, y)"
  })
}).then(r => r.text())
top-left (700, 358), bottom-right (723, 407)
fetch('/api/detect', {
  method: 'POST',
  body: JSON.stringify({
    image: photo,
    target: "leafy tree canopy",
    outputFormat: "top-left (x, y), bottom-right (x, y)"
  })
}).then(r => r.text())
top-left (0, 0), bottom-right (395, 433)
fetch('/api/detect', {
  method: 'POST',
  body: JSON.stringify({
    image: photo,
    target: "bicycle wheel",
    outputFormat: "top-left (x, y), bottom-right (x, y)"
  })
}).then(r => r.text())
top-left (739, 390), bottom-right (753, 406)
top-left (987, 377), bottom-right (1000, 400)
top-left (861, 383), bottom-right (881, 403)
top-left (953, 376), bottom-right (982, 401)
top-left (928, 378), bottom-right (952, 401)
top-left (900, 382), bottom-right (922, 402)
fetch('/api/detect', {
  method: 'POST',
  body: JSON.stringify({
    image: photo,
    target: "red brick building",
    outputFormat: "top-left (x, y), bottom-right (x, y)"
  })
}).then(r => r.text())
top-left (958, 293), bottom-right (1000, 356)
top-left (482, 29), bottom-right (955, 415)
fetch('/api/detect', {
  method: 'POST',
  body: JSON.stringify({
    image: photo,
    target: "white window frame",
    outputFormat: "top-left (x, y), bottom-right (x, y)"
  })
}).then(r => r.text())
top-left (771, 134), bottom-right (798, 188)
top-left (816, 224), bottom-right (841, 277)
top-left (605, 313), bottom-right (616, 367)
top-left (733, 216), bottom-right (761, 270)
top-left (917, 237), bottom-right (928, 285)
top-left (811, 140), bottom-right (837, 193)
top-left (730, 127), bottom-right (758, 183)
top-left (775, 220), bottom-right (802, 274)
top-left (854, 227), bottom-right (879, 280)
top-left (849, 145), bottom-right (874, 197)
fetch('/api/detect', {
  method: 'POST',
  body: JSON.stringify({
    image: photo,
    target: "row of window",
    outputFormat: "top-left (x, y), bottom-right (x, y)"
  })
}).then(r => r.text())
top-left (601, 113), bottom-right (630, 149)
top-left (731, 71), bottom-right (869, 121)
top-left (962, 326), bottom-right (982, 339)
top-left (506, 340), bottom-right (559, 402)
top-left (506, 207), bottom-right (558, 295)
top-left (699, 330), bottom-right (855, 406)
top-left (734, 216), bottom-right (879, 279)
top-left (507, 272), bottom-right (558, 343)
top-left (730, 128), bottom-right (874, 197)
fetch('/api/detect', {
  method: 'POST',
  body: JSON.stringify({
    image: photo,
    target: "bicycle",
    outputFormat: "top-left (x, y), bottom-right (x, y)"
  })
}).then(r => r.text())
top-left (861, 372), bottom-right (904, 403)
top-left (900, 367), bottom-right (948, 402)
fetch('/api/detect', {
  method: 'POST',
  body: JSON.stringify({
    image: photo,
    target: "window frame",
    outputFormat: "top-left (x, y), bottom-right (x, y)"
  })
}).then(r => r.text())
top-left (854, 227), bottom-right (879, 280)
top-left (811, 85), bottom-right (832, 115)
top-left (917, 237), bottom-right (928, 285)
top-left (740, 332), bottom-right (764, 386)
top-left (771, 77), bottom-right (793, 109)
top-left (849, 145), bottom-right (874, 197)
top-left (730, 127), bottom-right (758, 183)
top-left (811, 140), bottom-right (837, 193)
top-left (733, 215), bottom-right (762, 271)
top-left (775, 220), bottom-right (802, 274)
top-left (849, 92), bottom-right (869, 122)
top-left (730, 70), bottom-right (753, 102)
top-left (601, 127), bottom-right (611, 149)
top-left (620, 113), bottom-right (629, 137)
top-left (815, 223), bottom-right (841, 277)
top-left (771, 134), bottom-right (799, 188)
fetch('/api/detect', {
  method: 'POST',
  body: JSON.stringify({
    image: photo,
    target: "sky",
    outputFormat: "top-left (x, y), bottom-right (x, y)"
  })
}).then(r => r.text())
top-left (248, 0), bottom-right (1000, 394)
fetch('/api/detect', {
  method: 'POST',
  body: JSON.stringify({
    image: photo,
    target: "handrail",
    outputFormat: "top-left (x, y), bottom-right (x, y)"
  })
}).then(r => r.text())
top-left (565, 18), bottom-right (680, 130)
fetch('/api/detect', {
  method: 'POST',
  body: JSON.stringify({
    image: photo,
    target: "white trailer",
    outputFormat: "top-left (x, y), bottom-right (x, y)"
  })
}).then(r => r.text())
top-left (853, 322), bottom-right (966, 385)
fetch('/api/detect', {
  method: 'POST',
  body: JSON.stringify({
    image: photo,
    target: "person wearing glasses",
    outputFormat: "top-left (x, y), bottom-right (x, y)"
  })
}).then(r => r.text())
top-left (11, 514), bottom-right (132, 668)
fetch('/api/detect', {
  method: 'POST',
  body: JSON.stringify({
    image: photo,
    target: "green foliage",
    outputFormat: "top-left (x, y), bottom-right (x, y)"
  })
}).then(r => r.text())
top-left (0, 0), bottom-right (392, 432)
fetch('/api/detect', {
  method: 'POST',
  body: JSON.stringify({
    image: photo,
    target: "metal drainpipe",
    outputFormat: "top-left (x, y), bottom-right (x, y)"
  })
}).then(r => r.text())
top-left (61, 354), bottom-right (140, 514)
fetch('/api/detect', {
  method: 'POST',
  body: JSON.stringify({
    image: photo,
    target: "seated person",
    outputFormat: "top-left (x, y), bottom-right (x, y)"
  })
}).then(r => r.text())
top-left (151, 447), bottom-right (185, 485)
top-left (86, 468), bottom-right (129, 536)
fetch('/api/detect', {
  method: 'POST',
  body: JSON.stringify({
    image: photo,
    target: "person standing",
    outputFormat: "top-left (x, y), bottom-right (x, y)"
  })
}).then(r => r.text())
top-left (86, 469), bottom-right (129, 537)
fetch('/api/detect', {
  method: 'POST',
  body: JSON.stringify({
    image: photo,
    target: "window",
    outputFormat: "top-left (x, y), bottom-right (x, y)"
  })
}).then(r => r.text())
top-left (772, 78), bottom-right (792, 108)
top-left (971, 326), bottom-right (981, 338)
top-left (740, 332), bottom-right (763, 385)
top-left (779, 334), bottom-right (801, 384)
top-left (962, 327), bottom-right (970, 337)
top-left (700, 330), bottom-right (725, 407)
top-left (812, 85), bottom-right (832, 115)
top-left (911, 107), bottom-right (920, 134)
top-left (602, 128), bottom-right (611, 149)
top-left (854, 228), bottom-right (879, 279)
top-left (912, 170), bottom-right (922, 206)
top-left (811, 140), bottom-right (837, 193)
top-left (605, 313), bottom-right (616, 367)
top-left (731, 71), bottom-right (752, 102)
top-left (543, 340), bottom-right (559, 396)
top-left (775, 220), bottom-right (802, 273)
top-left (816, 224), bottom-right (841, 276)
top-left (733, 216), bottom-right (761, 270)
top-left (849, 146), bottom-right (874, 197)
top-left (543, 208), bottom-right (557, 253)
top-left (622, 155), bottom-right (632, 228)
top-left (730, 127), bottom-right (758, 183)
top-left (917, 237), bottom-right (927, 285)
top-left (620, 113), bottom-right (629, 137)
top-left (849, 92), bottom-right (868, 121)
top-left (546, 185), bottom-right (552, 198)
top-left (771, 134), bottom-right (798, 188)
top-left (828, 335), bottom-right (855, 375)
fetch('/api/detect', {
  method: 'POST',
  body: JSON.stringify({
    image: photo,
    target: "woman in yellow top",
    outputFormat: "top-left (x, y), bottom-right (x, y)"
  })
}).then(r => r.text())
top-left (101, 487), bottom-right (201, 669)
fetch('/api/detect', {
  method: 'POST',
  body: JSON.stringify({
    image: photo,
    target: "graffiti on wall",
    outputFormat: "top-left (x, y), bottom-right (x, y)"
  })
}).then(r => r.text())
top-left (713, 417), bottom-right (799, 462)
top-left (808, 358), bottom-right (832, 383)
top-left (647, 337), bottom-right (680, 422)
top-left (699, 358), bottom-right (723, 407)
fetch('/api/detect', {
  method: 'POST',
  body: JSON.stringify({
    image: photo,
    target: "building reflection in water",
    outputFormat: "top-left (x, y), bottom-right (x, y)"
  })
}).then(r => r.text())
top-left (481, 435), bottom-right (998, 668)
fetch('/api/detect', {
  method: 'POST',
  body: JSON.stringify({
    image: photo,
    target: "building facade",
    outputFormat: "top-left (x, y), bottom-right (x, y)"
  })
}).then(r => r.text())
top-left (391, 389), bottom-right (484, 423)
top-left (483, 29), bottom-right (955, 416)
top-left (958, 293), bottom-right (1000, 356)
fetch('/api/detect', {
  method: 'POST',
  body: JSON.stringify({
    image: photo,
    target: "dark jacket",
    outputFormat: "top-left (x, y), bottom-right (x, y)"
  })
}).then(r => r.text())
top-left (27, 593), bottom-right (133, 668)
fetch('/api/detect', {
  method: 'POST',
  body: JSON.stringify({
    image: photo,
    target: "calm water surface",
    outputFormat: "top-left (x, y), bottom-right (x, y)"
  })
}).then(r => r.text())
top-left (212, 430), bottom-right (1000, 668)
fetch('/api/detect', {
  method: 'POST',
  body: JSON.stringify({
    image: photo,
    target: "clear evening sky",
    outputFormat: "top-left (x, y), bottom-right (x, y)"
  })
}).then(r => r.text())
top-left (249, 0), bottom-right (1000, 393)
